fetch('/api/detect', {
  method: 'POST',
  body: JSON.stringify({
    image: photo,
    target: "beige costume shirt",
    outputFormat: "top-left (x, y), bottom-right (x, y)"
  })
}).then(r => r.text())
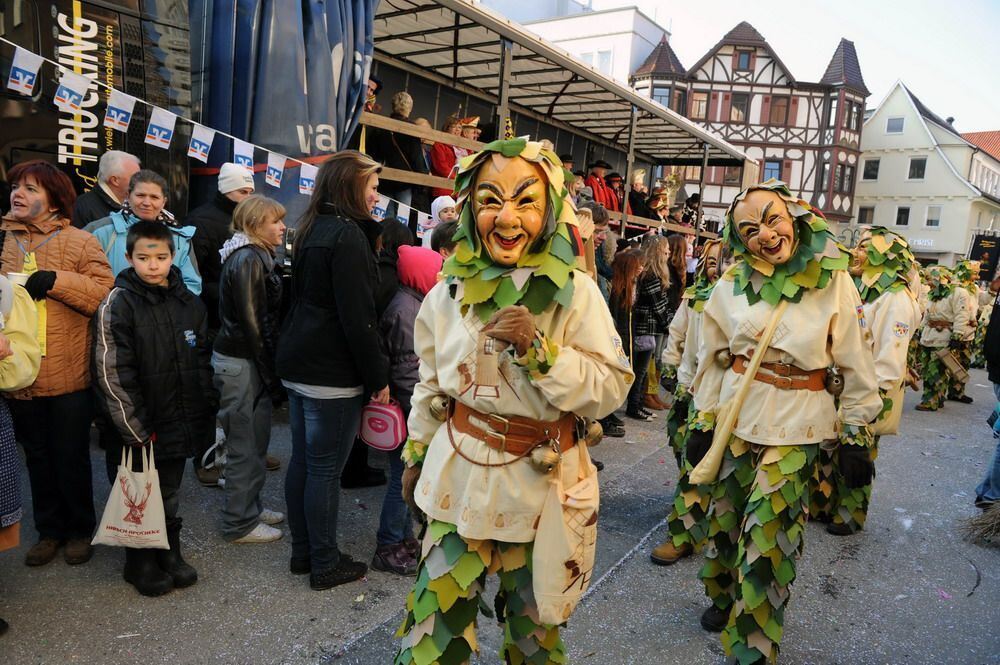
top-left (408, 273), bottom-right (633, 542)
top-left (864, 288), bottom-right (921, 392)
top-left (920, 288), bottom-right (970, 348)
top-left (692, 269), bottom-right (880, 446)
top-left (661, 303), bottom-right (688, 370)
top-left (678, 306), bottom-right (706, 389)
top-left (959, 285), bottom-right (980, 341)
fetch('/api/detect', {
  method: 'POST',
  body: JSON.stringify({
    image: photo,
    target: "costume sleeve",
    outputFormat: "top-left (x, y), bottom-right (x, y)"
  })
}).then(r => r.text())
top-left (92, 289), bottom-right (151, 446)
top-left (952, 288), bottom-right (974, 340)
top-left (48, 231), bottom-right (114, 316)
top-left (677, 308), bottom-right (702, 388)
top-left (517, 276), bottom-right (633, 419)
top-left (830, 273), bottom-right (881, 427)
top-left (0, 285), bottom-right (40, 391)
top-left (869, 290), bottom-right (920, 391)
top-left (661, 303), bottom-right (687, 368)
top-left (404, 288), bottom-right (445, 467)
top-left (691, 295), bottom-right (729, 419)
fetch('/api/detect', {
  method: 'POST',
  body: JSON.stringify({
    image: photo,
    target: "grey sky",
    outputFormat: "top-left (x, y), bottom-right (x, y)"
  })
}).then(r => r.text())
top-left (592, 0), bottom-right (1000, 133)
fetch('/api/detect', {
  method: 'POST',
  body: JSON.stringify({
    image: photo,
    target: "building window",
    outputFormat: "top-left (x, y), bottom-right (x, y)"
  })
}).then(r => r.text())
top-left (763, 160), bottom-right (782, 181)
top-left (842, 102), bottom-right (861, 131)
top-left (684, 165), bottom-right (702, 181)
top-left (827, 97), bottom-right (839, 128)
top-left (886, 116), bottom-right (904, 133)
top-left (730, 93), bottom-right (749, 123)
top-left (839, 164), bottom-right (855, 193)
top-left (818, 162), bottom-right (830, 189)
top-left (723, 166), bottom-right (742, 185)
top-left (652, 85), bottom-right (671, 107)
top-left (862, 159), bottom-right (880, 180)
top-left (689, 91), bottom-right (708, 120)
top-left (671, 89), bottom-right (687, 115)
top-left (926, 205), bottom-right (941, 228)
top-left (595, 50), bottom-right (612, 76)
top-left (908, 157), bottom-right (927, 180)
top-left (852, 102), bottom-right (863, 130)
top-left (895, 206), bottom-right (910, 226)
top-left (769, 96), bottom-right (789, 126)
top-left (735, 50), bottom-right (752, 71)
top-left (858, 207), bottom-right (875, 226)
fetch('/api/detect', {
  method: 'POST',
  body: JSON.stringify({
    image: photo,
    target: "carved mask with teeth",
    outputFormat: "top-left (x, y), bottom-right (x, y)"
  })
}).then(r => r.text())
top-left (473, 155), bottom-right (547, 267)
top-left (732, 189), bottom-right (797, 266)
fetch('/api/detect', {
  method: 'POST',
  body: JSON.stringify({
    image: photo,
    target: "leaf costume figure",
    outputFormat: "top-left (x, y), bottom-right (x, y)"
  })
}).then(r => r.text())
top-left (946, 260), bottom-right (980, 401)
top-left (916, 266), bottom-right (971, 411)
top-left (970, 295), bottom-right (993, 369)
top-left (688, 181), bottom-right (880, 664)
top-left (650, 239), bottom-right (725, 565)
top-left (395, 139), bottom-right (633, 665)
top-left (812, 227), bottom-right (921, 535)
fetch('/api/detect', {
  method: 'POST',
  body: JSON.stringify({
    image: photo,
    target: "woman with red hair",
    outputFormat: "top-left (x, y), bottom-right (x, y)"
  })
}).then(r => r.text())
top-left (1, 160), bottom-right (113, 568)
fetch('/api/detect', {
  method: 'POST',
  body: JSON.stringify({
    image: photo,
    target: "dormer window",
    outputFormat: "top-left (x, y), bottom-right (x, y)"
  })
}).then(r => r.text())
top-left (735, 50), bottom-right (753, 71)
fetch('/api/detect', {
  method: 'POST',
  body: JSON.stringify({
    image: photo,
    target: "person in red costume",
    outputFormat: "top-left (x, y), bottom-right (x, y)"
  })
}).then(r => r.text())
top-left (429, 115), bottom-right (464, 198)
top-left (585, 160), bottom-right (615, 209)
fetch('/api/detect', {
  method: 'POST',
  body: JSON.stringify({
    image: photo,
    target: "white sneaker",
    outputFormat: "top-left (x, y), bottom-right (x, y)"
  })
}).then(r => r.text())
top-left (232, 523), bottom-right (283, 544)
top-left (259, 509), bottom-right (285, 525)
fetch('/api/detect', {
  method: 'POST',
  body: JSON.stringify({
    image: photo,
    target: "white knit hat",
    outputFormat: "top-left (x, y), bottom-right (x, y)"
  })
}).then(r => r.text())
top-left (218, 163), bottom-right (255, 194)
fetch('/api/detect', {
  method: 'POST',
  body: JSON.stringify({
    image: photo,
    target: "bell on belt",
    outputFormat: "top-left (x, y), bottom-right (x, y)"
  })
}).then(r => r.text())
top-left (584, 419), bottom-right (604, 448)
top-left (429, 394), bottom-right (450, 422)
top-left (825, 368), bottom-right (844, 396)
top-left (715, 349), bottom-right (734, 368)
top-left (529, 441), bottom-right (561, 474)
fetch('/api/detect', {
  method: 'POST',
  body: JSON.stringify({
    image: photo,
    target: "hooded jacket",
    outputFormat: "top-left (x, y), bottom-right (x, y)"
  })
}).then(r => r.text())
top-left (84, 210), bottom-right (202, 295)
top-left (92, 266), bottom-right (218, 459)
top-left (185, 192), bottom-right (238, 328)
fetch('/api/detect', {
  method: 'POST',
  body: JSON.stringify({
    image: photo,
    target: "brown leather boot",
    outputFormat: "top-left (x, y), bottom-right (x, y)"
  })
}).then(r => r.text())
top-left (650, 539), bottom-right (692, 565)
top-left (643, 394), bottom-right (666, 411)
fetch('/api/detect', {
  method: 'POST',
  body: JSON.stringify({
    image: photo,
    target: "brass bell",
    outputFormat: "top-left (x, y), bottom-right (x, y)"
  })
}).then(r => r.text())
top-left (529, 442), bottom-right (561, 474)
top-left (825, 368), bottom-right (844, 396)
top-left (715, 349), bottom-right (734, 369)
top-left (583, 419), bottom-right (604, 448)
top-left (429, 394), bottom-right (450, 422)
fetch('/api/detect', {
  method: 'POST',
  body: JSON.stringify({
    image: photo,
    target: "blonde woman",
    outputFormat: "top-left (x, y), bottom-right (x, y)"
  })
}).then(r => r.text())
top-left (213, 195), bottom-right (287, 543)
top-left (627, 234), bottom-right (673, 419)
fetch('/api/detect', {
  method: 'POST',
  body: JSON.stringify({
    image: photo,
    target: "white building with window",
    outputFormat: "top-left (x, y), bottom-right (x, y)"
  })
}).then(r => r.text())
top-left (854, 81), bottom-right (1000, 265)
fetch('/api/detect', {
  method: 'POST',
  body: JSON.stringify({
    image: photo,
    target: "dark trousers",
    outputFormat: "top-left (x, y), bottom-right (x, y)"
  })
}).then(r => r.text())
top-left (105, 449), bottom-right (185, 529)
top-left (9, 390), bottom-right (96, 541)
top-left (627, 346), bottom-right (654, 410)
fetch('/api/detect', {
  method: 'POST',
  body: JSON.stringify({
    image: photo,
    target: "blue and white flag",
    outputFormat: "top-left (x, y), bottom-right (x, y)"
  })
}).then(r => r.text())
top-left (6, 47), bottom-right (43, 96)
top-left (234, 139), bottom-right (255, 169)
top-left (395, 202), bottom-right (411, 224)
top-left (145, 108), bottom-right (177, 149)
top-left (188, 124), bottom-right (216, 163)
top-left (370, 193), bottom-right (390, 222)
top-left (53, 69), bottom-right (92, 113)
top-left (265, 152), bottom-right (285, 188)
top-left (298, 163), bottom-right (318, 195)
top-left (103, 89), bottom-right (137, 132)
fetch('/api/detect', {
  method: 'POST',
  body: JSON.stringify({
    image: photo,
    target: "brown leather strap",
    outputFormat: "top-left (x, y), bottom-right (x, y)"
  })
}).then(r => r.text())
top-left (732, 355), bottom-right (827, 391)
top-left (927, 319), bottom-right (951, 331)
top-left (450, 401), bottom-right (577, 457)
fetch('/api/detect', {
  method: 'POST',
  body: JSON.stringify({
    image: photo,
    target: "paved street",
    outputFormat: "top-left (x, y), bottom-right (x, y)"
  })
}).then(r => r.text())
top-left (1, 373), bottom-right (999, 665)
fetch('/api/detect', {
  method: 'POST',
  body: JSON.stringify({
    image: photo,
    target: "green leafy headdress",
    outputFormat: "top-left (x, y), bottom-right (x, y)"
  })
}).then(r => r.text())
top-left (684, 238), bottom-right (725, 312)
top-left (952, 259), bottom-right (980, 293)
top-left (722, 179), bottom-right (849, 306)
top-left (925, 265), bottom-right (954, 301)
top-left (442, 138), bottom-right (583, 321)
top-left (854, 226), bottom-right (916, 304)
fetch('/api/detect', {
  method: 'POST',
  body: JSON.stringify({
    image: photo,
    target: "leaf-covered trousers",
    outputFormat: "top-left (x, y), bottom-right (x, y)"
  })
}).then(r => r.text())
top-left (949, 341), bottom-right (973, 396)
top-left (665, 391), bottom-right (710, 550)
top-left (395, 520), bottom-right (566, 665)
top-left (809, 439), bottom-right (878, 532)
top-left (918, 347), bottom-right (949, 410)
top-left (699, 437), bottom-right (817, 665)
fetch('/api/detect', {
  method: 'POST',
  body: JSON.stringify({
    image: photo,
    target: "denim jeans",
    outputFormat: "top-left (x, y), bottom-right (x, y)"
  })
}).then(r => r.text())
top-left (627, 346), bottom-right (654, 410)
top-left (376, 445), bottom-right (414, 546)
top-left (284, 390), bottom-right (363, 571)
top-left (975, 383), bottom-right (1000, 504)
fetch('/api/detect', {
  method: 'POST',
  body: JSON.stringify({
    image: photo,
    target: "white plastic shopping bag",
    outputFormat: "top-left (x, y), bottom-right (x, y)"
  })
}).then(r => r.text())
top-left (92, 444), bottom-right (168, 549)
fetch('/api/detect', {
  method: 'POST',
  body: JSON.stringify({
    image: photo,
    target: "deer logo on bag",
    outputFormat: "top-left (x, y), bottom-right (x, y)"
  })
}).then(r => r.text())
top-left (121, 477), bottom-right (153, 525)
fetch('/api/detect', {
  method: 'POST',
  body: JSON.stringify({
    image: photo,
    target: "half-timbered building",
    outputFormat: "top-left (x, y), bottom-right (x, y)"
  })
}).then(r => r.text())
top-left (631, 22), bottom-right (869, 226)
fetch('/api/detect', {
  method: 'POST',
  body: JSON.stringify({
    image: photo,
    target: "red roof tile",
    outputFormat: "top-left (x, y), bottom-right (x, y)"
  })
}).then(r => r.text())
top-left (963, 131), bottom-right (1000, 162)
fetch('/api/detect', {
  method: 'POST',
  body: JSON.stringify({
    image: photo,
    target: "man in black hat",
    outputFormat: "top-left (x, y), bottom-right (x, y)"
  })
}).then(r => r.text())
top-left (586, 159), bottom-right (615, 209)
top-left (559, 154), bottom-right (575, 172)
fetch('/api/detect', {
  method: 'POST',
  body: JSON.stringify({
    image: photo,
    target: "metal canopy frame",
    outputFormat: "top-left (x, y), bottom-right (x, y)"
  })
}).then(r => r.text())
top-left (372, 0), bottom-right (753, 169)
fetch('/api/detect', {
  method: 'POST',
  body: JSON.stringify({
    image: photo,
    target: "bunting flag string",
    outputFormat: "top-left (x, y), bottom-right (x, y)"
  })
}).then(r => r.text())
top-left (0, 35), bottom-right (439, 225)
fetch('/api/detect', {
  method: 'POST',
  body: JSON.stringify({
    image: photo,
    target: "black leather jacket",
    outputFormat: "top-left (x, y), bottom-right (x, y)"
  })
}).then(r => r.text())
top-left (213, 243), bottom-right (283, 391)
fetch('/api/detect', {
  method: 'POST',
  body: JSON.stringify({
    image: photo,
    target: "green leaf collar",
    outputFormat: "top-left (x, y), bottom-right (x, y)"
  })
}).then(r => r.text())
top-left (854, 226), bottom-right (916, 304)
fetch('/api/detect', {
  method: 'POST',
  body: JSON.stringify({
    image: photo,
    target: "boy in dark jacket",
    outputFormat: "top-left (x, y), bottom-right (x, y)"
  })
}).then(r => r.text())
top-left (92, 221), bottom-right (218, 597)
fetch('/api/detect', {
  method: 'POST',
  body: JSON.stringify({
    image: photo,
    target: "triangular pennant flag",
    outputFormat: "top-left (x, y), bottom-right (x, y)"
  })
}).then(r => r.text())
top-left (233, 139), bottom-right (254, 169)
top-left (298, 163), bottom-right (318, 196)
top-left (7, 47), bottom-right (43, 96)
top-left (103, 89), bottom-right (136, 132)
top-left (144, 108), bottom-right (177, 149)
top-left (395, 203), bottom-right (411, 224)
top-left (371, 194), bottom-right (390, 222)
top-left (187, 124), bottom-right (215, 163)
top-left (265, 152), bottom-right (285, 188)
top-left (53, 69), bottom-right (92, 112)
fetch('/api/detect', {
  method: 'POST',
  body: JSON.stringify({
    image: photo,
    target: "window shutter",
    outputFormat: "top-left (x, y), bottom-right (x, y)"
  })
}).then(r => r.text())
top-left (721, 93), bottom-right (732, 123)
top-left (783, 159), bottom-right (793, 184)
top-left (761, 96), bottom-right (771, 125)
top-left (731, 50), bottom-right (739, 71)
top-left (749, 51), bottom-right (757, 71)
top-left (709, 92), bottom-right (720, 122)
top-left (788, 97), bottom-right (800, 126)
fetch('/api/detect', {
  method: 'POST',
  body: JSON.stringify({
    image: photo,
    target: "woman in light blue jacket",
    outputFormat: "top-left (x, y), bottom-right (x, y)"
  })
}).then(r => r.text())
top-left (84, 170), bottom-right (201, 295)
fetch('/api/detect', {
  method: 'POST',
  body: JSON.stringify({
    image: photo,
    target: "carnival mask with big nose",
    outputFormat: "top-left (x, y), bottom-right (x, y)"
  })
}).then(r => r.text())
top-left (703, 242), bottom-right (723, 281)
top-left (732, 189), bottom-right (797, 266)
top-left (473, 156), bottom-right (547, 267)
top-left (849, 230), bottom-right (873, 277)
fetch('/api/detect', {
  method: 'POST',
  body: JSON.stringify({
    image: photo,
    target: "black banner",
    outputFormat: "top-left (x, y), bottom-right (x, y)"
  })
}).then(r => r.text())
top-left (969, 234), bottom-right (1000, 279)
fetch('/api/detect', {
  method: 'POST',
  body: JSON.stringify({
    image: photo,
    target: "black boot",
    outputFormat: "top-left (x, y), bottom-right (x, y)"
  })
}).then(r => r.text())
top-left (124, 548), bottom-right (174, 597)
top-left (700, 604), bottom-right (730, 632)
top-left (156, 521), bottom-right (198, 588)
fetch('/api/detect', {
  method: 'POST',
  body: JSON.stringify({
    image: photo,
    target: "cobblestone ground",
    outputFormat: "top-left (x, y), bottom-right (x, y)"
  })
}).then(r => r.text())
top-left (1, 372), bottom-right (998, 664)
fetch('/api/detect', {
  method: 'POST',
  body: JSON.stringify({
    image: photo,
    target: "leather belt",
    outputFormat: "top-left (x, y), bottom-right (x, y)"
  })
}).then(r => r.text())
top-left (732, 355), bottom-right (827, 391)
top-left (927, 319), bottom-right (951, 331)
top-left (450, 401), bottom-right (577, 456)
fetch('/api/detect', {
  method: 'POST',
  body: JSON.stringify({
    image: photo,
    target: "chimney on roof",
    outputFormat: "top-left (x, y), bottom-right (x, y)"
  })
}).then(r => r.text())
top-left (946, 116), bottom-right (955, 126)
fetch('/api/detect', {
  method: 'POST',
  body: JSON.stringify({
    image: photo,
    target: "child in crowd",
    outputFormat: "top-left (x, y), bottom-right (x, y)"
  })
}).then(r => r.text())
top-left (374, 245), bottom-right (443, 575)
top-left (92, 221), bottom-right (218, 597)
top-left (421, 196), bottom-right (458, 249)
top-left (430, 220), bottom-right (459, 258)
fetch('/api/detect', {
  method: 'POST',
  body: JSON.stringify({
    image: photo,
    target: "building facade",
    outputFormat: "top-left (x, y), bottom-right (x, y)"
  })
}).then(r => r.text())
top-left (853, 82), bottom-right (1000, 266)
top-left (630, 22), bottom-right (869, 226)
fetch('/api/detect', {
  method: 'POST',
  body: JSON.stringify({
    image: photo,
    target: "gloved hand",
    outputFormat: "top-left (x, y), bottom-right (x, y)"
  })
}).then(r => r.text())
top-left (24, 270), bottom-right (56, 300)
top-left (685, 429), bottom-right (713, 466)
top-left (483, 305), bottom-right (536, 356)
top-left (838, 424), bottom-right (874, 489)
top-left (402, 465), bottom-right (424, 522)
top-left (949, 336), bottom-right (964, 351)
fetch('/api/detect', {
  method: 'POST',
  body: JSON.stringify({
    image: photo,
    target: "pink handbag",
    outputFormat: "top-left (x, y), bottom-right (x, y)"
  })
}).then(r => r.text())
top-left (360, 399), bottom-right (407, 451)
